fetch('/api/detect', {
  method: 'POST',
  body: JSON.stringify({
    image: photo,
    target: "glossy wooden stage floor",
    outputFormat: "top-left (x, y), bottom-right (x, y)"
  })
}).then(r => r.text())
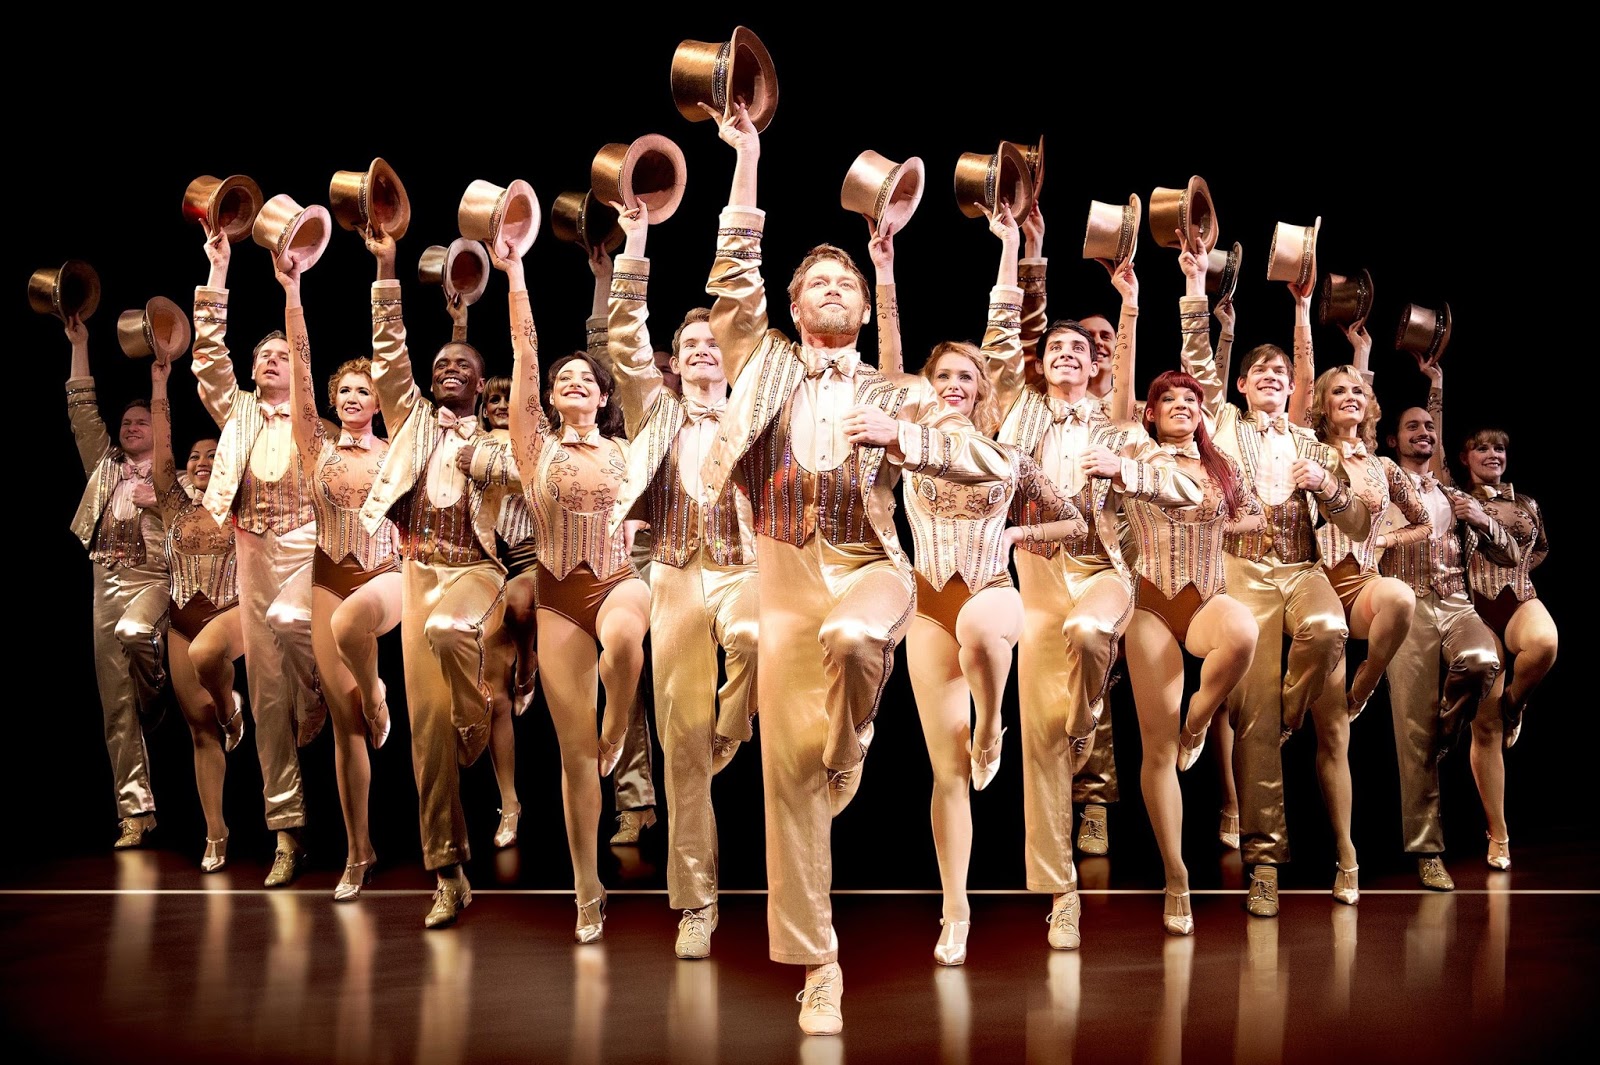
top-left (2, 844), bottom-right (1593, 1064)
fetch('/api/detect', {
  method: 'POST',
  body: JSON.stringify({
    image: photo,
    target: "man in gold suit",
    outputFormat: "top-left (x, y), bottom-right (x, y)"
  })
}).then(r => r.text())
top-left (606, 201), bottom-right (759, 960)
top-left (698, 101), bottom-right (1020, 1036)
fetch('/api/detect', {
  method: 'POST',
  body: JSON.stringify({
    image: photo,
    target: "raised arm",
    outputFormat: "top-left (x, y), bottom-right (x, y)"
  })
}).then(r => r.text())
top-left (1018, 201), bottom-right (1047, 360)
top-left (704, 100), bottom-right (770, 385)
top-left (1286, 269), bottom-right (1315, 427)
top-left (867, 218), bottom-right (913, 383)
top-left (1175, 236), bottom-right (1220, 426)
top-left (148, 351), bottom-right (182, 515)
top-left (63, 314), bottom-right (110, 474)
top-left (191, 224), bottom-right (239, 429)
top-left (607, 202), bottom-right (663, 436)
top-left (279, 256), bottom-right (326, 484)
top-left (366, 229), bottom-right (423, 433)
top-left (1418, 354), bottom-right (1448, 485)
top-left (587, 242), bottom-right (614, 373)
top-left (1107, 257), bottom-right (1139, 425)
top-left (1214, 295), bottom-right (1236, 396)
top-left (492, 242), bottom-right (553, 482)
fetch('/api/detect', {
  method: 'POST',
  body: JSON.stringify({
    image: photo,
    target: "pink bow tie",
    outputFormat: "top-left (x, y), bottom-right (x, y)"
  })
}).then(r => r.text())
top-left (338, 430), bottom-right (374, 450)
top-left (436, 408), bottom-right (478, 439)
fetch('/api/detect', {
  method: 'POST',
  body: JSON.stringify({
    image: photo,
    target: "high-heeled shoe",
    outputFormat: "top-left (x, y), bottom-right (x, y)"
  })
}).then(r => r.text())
top-left (334, 857), bottom-right (376, 902)
top-left (365, 681), bottom-right (391, 751)
top-left (1333, 864), bottom-right (1360, 905)
top-left (494, 803), bottom-right (521, 849)
top-left (1486, 833), bottom-right (1512, 871)
top-left (200, 835), bottom-right (228, 873)
top-left (934, 918), bottom-right (971, 965)
top-left (575, 892), bottom-right (608, 944)
top-left (598, 735), bottom-right (623, 778)
top-left (970, 727), bottom-right (1006, 792)
top-left (1163, 890), bottom-right (1194, 936)
top-left (221, 692), bottom-right (245, 754)
top-left (1346, 658), bottom-right (1382, 722)
top-left (1177, 722), bottom-right (1207, 772)
top-left (1218, 810), bottom-right (1241, 850)
top-left (512, 674), bottom-right (536, 718)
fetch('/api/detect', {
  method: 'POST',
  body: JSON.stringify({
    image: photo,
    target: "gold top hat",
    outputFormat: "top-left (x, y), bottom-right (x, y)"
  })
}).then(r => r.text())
top-left (1266, 217), bottom-right (1322, 287)
top-left (1082, 193), bottom-right (1141, 267)
top-left (182, 175), bottom-right (264, 243)
top-left (252, 194), bottom-right (332, 271)
top-left (1206, 242), bottom-right (1244, 304)
top-left (1395, 301), bottom-right (1453, 361)
top-left (954, 143), bottom-right (1035, 220)
top-left (671, 26), bottom-right (779, 132)
top-left (418, 238), bottom-right (492, 306)
top-left (591, 135), bottom-right (688, 224)
top-left (841, 150), bottom-right (927, 232)
top-left (551, 190), bottom-right (624, 255)
top-left (116, 296), bottom-right (191, 361)
top-left (1318, 268), bottom-right (1374, 327)
top-left (27, 259), bottom-right (101, 321)
top-left (1002, 135), bottom-right (1045, 201)
top-left (459, 179), bottom-right (540, 259)
top-left (1149, 176), bottom-right (1218, 252)
top-left (329, 157), bottom-right (411, 239)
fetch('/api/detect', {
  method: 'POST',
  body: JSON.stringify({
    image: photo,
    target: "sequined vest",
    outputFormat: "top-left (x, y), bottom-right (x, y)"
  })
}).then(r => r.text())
top-left (647, 432), bottom-right (753, 568)
top-left (740, 397), bottom-right (876, 548)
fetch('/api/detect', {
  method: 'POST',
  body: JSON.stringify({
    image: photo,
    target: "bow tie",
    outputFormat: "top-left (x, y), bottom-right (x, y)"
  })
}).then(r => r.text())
top-left (682, 398), bottom-right (726, 425)
top-left (436, 408), bottom-right (479, 439)
top-left (1476, 483), bottom-right (1514, 502)
top-left (1047, 397), bottom-right (1095, 425)
top-left (1160, 442), bottom-right (1201, 460)
top-left (259, 402), bottom-right (291, 421)
top-left (122, 457), bottom-right (152, 479)
top-left (560, 426), bottom-right (602, 448)
top-left (804, 350), bottom-right (860, 380)
top-left (1250, 411), bottom-right (1290, 434)
top-left (1416, 472), bottom-right (1438, 494)
top-left (1339, 439), bottom-right (1368, 459)
top-left (338, 430), bottom-right (374, 450)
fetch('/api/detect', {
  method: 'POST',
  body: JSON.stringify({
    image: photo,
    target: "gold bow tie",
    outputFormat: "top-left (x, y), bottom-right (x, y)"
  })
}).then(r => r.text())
top-left (1161, 441), bottom-right (1201, 460)
top-left (1476, 483), bottom-right (1514, 501)
top-left (1417, 472), bottom-right (1438, 494)
top-left (338, 430), bottom-right (374, 450)
top-left (259, 402), bottom-right (292, 421)
top-left (1339, 439), bottom-right (1368, 459)
top-left (436, 409), bottom-right (479, 439)
top-left (559, 426), bottom-right (602, 448)
top-left (1048, 398), bottom-right (1094, 425)
top-left (804, 350), bottom-right (860, 379)
top-left (1251, 412), bottom-right (1289, 434)
top-left (682, 398), bottom-right (726, 425)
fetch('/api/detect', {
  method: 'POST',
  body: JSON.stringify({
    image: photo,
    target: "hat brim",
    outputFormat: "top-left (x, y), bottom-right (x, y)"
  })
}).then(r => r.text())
top-left (729, 26), bottom-right (779, 132)
top-left (29, 259), bottom-right (102, 321)
top-left (593, 135), bottom-right (687, 224)
top-left (445, 238), bottom-right (491, 306)
top-left (877, 155), bottom-right (926, 232)
top-left (1186, 175), bottom-right (1218, 254)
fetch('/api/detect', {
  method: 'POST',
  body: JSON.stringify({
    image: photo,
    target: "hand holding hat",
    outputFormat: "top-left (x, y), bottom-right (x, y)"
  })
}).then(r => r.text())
top-left (701, 99), bottom-right (760, 155)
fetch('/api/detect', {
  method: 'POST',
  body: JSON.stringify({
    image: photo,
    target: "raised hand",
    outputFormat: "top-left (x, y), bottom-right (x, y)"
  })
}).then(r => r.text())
top-left (867, 218), bottom-right (896, 273)
top-left (1215, 295), bottom-right (1236, 334)
top-left (202, 222), bottom-right (231, 271)
top-left (699, 99), bottom-right (759, 156)
top-left (1021, 200), bottom-right (1045, 257)
top-left (987, 200), bottom-right (1019, 246)
top-left (63, 313), bottom-right (88, 348)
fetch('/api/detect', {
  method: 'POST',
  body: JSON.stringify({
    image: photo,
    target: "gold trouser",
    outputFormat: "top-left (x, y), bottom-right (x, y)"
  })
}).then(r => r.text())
top-left (651, 548), bottom-right (760, 910)
top-left (1222, 554), bottom-right (1348, 866)
top-left (1014, 550), bottom-right (1131, 893)
top-left (1386, 589), bottom-right (1500, 855)
top-left (235, 523), bottom-right (317, 830)
top-left (1072, 708), bottom-right (1120, 805)
top-left (403, 558), bottom-right (505, 870)
top-left (90, 560), bottom-right (168, 818)
top-left (758, 534), bottom-right (913, 965)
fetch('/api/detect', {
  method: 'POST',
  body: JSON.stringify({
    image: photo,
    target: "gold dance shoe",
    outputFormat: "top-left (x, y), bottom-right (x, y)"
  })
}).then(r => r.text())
top-left (365, 680), bottom-right (390, 751)
top-left (264, 846), bottom-right (306, 888)
top-left (494, 803), bottom-right (522, 848)
top-left (201, 835), bottom-right (228, 873)
top-left (114, 814), bottom-right (156, 850)
top-left (1486, 834), bottom-right (1512, 871)
top-left (1076, 805), bottom-right (1109, 856)
top-left (1418, 856), bottom-right (1456, 892)
top-left (1067, 728), bottom-right (1097, 776)
top-left (575, 892), bottom-right (607, 943)
top-left (1246, 866), bottom-right (1280, 917)
top-left (334, 858), bottom-right (376, 902)
top-left (970, 727), bottom-right (1006, 792)
top-left (934, 918), bottom-right (971, 966)
top-left (610, 807), bottom-right (656, 845)
top-left (425, 873), bottom-right (472, 929)
top-left (1500, 693), bottom-right (1523, 750)
top-left (1046, 891), bottom-right (1082, 950)
top-left (1218, 810), bottom-right (1241, 850)
top-left (598, 734), bottom-right (624, 778)
top-left (675, 903), bottom-right (718, 959)
top-left (796, 963), bottom-right (844, 1036)
top-left (711, 735), bottom-right (740, 775)
top-left (1332, 864), bottom-right (1360, 905)
top-left (221, 691), bottom-right (246, 754)
top-left (1163, 890), bottom-right (1194, 936)
top-left (1177, 722), bottom-right (1207, 772)
top-left (826, 722), bottom-right (874, 817)
top-left (512, 673), bottom-right (536, 718)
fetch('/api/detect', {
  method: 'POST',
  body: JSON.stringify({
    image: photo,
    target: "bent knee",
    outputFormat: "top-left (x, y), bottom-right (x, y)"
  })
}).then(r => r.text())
top-left (114, 618), bottom-right (159, 647)
top-left (1375, 579), bottom-right (1417, 619)
top-left (819, 617), bottom-right (890, 668)
top-left (1061, 614), bottom-right (1117, 654)
top-left (424, 614), bottom-right (482, 654)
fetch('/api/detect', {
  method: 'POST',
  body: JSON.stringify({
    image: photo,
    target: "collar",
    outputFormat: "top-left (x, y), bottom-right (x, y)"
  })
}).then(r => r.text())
top-left (338, 429), bottom-right (376, 450)
top-left (435, 408), bottom-right (479, 439)
top-left (802, 347), bottom-right (861, 380)
top-left (559, 424), bottom-right (604, 448)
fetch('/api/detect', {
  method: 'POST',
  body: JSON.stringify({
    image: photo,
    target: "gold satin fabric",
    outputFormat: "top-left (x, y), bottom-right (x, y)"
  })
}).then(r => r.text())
top-left (758, 534), bottom-right (913, 964)
top-left (402, 558), bottom-right (505, 869)
top-left (1015, 549), bottom-right (1130, 892)
top-left (235, 523), bottom-right (318, 830)
top-left (91, 558), bottom-right (168, 818)
top-left (1385, 589), bottom-right (1500, 854)
top-left (1221, 554), bottom-right (1348, 865)
top-left (652, 547), bottom-right (759, 909)
top-left (1072, 708), bottom-right (1120, 805)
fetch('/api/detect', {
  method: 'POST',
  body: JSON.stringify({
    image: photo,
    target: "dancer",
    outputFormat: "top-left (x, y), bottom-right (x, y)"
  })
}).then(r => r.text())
top-left (64, 314), bottom-right (168, 848)
top-left (278, 256), bottom-right (404, 900)
top-left (606, 198), bottom-right (759, 958)
top-left (495, 236), bottom-right (651, 945)
top-left (191, 224), bottom-right (324, 885)
top-left (149, 349), bottom-right (245, 871)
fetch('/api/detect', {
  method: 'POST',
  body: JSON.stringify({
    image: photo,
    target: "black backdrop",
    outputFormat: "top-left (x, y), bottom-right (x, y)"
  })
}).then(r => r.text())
top-left (13, 20), bottom-right (1581, 889)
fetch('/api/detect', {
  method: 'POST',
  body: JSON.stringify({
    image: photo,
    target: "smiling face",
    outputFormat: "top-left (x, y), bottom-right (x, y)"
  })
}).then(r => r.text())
top-left (1323, 371), bottom-right (1367, 432)
top-left (253, 336), bottom-right (292, 398)
top-left (671, 321), bottom-right (725, 387)
top-left (119, 404), bottom-right (153, 458)
top-left (1464, 433), bottom-right (1508, 484)
top-left (1080, 314), bottom-right (1116, 393)
top-left (1150, 384), bottom-right (1201, 444)
top-left (1041, 325), bottom-right (1094, 394)
top-left (333, 372), bottom-right (377, 432)
top-left (1238, 348), bottom-right (1294, 414)
top-left (483, 383), bottom-right (511, 430)
top-left (930, 351), bottom-right (982, 420)
top-left (430, 343), bottom-right (485, 411)
top-left (550, 355), bottom-right (607, 424)
top-left (186, 438), bottom-right (218, 490)
top-left (1390, 406), bottom-right (1436, 462)
top-left (790, 257), bottom-right (870, 341)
